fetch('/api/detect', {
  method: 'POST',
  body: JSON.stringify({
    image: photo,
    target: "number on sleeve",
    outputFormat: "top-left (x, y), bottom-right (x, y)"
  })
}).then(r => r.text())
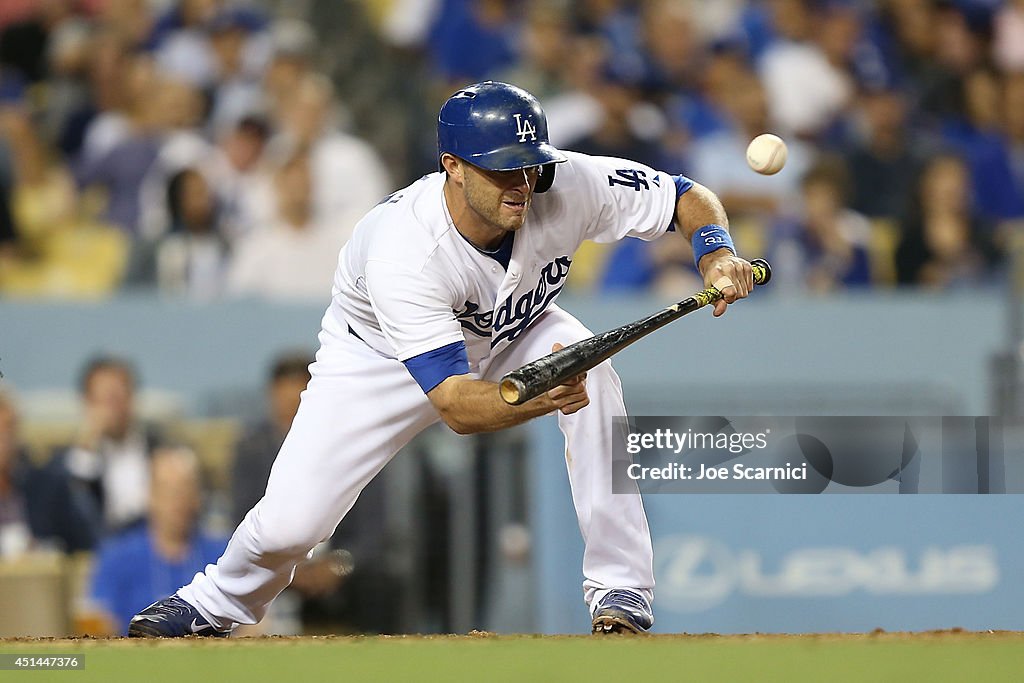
top-left (607, 169), bottom-right (650, 192)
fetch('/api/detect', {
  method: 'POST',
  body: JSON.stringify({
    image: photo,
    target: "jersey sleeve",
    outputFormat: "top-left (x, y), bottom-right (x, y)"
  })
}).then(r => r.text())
top-left (364, 258), bottom-right (466, 361)
top-left (403, 340), bottom-right (470, 393)
top-left (564, 152), bottom-right (682, 244)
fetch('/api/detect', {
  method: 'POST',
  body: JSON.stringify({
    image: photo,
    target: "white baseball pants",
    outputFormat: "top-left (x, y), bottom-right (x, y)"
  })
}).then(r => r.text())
top-left (179, 305), bottom-right (654, 629)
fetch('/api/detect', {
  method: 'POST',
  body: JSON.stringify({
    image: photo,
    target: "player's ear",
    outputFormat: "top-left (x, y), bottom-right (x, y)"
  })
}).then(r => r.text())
top-left (440, 153), bottom-right (463, 183)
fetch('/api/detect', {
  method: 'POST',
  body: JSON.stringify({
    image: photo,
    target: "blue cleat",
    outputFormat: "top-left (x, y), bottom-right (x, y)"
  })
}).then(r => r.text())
top-left (128, 595), bottom-right (230, 638)
top-left (591, 589), bottom-right (653, 634)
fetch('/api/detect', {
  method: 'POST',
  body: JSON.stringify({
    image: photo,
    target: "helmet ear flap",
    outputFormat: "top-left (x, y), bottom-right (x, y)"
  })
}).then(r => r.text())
top-left (535, 164), bottom-right (556, 193)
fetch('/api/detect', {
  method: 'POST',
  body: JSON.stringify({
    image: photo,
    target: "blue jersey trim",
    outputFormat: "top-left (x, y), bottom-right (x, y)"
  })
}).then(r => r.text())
top-left (672, 174), bottom-right (694, 197)
top-left (404, 340), bottom-right (470, 393)
top-left (456, 228), bottom-right (516, 270)
top-left (667, 174), bottom-right (694, 232)
top-left (484, 231), bottom-right (515, 270)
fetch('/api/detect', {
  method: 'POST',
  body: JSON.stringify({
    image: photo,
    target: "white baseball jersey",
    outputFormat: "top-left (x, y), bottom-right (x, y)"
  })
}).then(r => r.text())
top-left (179, 149), bottom-right (675, 631)
top-left (326, 151), bottom-right (679, 376)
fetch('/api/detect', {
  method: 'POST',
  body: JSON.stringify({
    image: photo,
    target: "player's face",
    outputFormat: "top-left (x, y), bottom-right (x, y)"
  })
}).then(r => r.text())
top-left (461, 162), bottom-right (540, 234)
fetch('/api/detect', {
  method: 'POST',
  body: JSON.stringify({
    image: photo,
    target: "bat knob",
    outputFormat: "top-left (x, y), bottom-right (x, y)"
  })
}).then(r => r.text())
top-left (750, 258), bottom-right (772, 286)
top-left (499, 376), bottom-right (526, 405)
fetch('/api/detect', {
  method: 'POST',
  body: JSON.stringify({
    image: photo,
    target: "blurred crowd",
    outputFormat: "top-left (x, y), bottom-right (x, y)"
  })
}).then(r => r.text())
top-left (0, 0), bottom-right (392, 301)
top-left (1, 0), bottom-right (1022, 301)
top-left (0, 352), bottom-right (403, 635)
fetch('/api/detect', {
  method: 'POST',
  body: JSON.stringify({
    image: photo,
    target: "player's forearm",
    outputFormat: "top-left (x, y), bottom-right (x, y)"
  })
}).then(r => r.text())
top-left (429, 376), bottom-right (561, 434)
top-left (675, 182), bottom-right (729, 239)
top-left (675, 182), bottom-right (733, 274)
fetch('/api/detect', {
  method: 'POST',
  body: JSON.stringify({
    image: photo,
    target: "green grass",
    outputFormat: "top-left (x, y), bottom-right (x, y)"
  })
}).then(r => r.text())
top-left (3, 633), bottom-right (1023, 683)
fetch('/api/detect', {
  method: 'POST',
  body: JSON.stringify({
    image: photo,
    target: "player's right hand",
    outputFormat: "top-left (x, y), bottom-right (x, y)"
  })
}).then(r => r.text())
top-left (546, 343), bottom-right (590, 415)
top-left (700, 252), bottom-right (753, 317)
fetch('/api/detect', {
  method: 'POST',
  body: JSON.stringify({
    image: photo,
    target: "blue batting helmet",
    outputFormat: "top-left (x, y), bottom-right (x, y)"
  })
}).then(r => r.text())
top-left (438, 81), bottom-right (566, 190)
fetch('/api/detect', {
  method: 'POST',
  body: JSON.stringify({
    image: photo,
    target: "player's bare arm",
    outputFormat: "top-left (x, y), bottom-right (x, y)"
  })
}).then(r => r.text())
top-left (675, 182), bottom-right (754, 317)
top-left (427, 346), bottom-right (588, 435)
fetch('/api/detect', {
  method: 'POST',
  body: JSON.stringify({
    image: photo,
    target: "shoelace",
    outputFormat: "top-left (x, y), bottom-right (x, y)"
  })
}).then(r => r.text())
top-left (143, 598), bottom-right (192, 621)
top-left (603, 590), bottom-right (649, 614)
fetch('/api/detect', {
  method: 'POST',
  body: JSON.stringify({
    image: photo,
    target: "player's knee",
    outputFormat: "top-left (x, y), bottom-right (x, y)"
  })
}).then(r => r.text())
top-left (246, 504), bottom-right (328, 560)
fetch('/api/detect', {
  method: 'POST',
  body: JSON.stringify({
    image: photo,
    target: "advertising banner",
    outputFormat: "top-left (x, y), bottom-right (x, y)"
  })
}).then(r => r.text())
top-left (529, 419), bottom-right (1024, 634)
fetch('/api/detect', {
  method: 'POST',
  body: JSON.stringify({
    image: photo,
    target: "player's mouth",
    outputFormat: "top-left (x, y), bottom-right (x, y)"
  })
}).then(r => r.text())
top-left (502, 198), bottom-right (528, 213)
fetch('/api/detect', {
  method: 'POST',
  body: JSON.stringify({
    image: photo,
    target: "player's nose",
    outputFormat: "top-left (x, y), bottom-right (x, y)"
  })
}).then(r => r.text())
top-left (512, 168), bottom-right (530, 189)
top-left (510, 167), bottom-right (536, 192)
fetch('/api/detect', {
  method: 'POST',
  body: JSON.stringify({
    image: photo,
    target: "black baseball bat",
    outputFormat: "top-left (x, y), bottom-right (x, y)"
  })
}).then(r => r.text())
top-left (498, 259), bottom-right (772, 405)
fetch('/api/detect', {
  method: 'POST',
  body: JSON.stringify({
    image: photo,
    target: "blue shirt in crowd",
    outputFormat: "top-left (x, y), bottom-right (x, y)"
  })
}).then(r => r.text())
top-left (89, 525), bottom-right (227, 634)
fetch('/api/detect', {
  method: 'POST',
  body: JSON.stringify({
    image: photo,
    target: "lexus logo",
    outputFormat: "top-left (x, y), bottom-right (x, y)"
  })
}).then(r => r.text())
top-left (655, 535), bottom-right (999, 612)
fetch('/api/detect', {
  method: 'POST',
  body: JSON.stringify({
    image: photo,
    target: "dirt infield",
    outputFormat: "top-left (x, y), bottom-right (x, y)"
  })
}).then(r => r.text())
top-left (5, 627), bottom-right (1024, 644)
top-left (3, 631), bottom-right (1022, 682)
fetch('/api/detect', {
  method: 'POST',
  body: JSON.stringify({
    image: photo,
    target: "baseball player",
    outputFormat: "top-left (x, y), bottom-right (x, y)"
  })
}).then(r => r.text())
top-left (129, 81), bottom-right (753, 637)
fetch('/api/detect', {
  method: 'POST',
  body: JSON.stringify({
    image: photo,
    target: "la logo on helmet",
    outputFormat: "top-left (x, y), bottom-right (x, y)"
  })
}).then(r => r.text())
top-left (513, 113), bottom-right (537, 143)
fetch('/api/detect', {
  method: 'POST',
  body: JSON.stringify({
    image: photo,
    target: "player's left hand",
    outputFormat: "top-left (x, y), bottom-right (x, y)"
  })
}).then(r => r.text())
top-left (700, 251), bottom-right (754, 317)
top-left (546, 343), bottom-right (589, 415)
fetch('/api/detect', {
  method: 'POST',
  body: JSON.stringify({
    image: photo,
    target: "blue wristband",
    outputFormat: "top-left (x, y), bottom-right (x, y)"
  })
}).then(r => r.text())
top-left (692, 224), bottom-right (735, 267)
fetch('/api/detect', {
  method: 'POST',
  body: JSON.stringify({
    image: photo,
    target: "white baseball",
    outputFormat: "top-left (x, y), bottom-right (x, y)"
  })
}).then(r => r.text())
top-left (746, 133), bottom-right (788, 175)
